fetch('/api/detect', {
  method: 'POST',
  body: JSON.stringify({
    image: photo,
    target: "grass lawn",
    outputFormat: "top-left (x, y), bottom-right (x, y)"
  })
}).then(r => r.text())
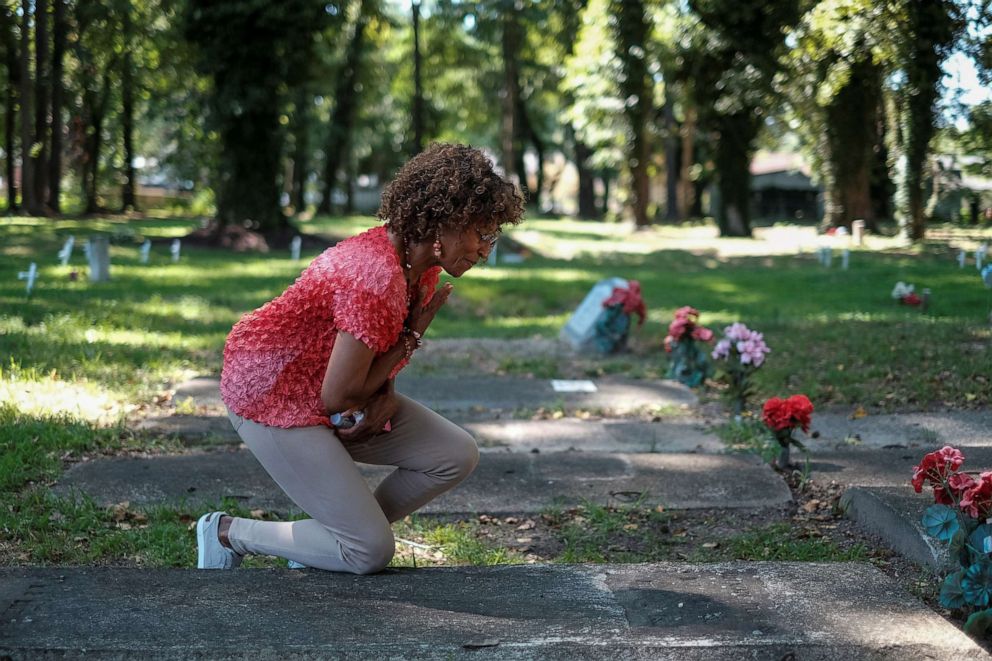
top-left (1, 213), bottom-right (990, 568)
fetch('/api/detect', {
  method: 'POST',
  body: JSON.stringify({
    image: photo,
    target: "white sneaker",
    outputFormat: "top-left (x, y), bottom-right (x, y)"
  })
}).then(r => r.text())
top-left (287, 559), bottom-right (308, 569)
top-left (196, 511), bottom-right (243, 569)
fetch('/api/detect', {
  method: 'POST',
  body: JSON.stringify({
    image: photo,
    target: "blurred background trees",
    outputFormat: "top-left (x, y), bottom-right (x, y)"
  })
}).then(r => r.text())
top-left (1, 0), bottom-right (990, 241)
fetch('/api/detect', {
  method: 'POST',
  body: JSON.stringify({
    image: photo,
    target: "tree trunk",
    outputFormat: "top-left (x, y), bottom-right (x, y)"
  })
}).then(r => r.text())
top-left (291, 87), bottom-right (309, 214)
top-left (84, 70), bottom-right (111, 214)
top-left (714, 112), bottom-right (757, 237)
top-left (120, 1), bottom-right (137, 211)
top-left (411, 0), bottom-right (423, 155)
top-left (572, 128), bottom-right (598, 219)
top-left (32, 0), bottom-right (49, 212)
top-left (611, 0), bottom-right (651, 227)
top-left (870, 98), bottom-right (893, 223)
top-left (500, 3), bottom-right (525, 199)
top-left (318, 0), bottom-right (370, 215)
top-left (47, 0), bottom-right (65, 212)
top-left (519, 102), bottom-right (544, 211)
top-left (678, 106), bottom-right (696, 221)
top-left (663, 93), bottom-right (679, 222)
top-left (824, 58), bottom-right (880, 231)
top-left (1, 2), bottom-right (18, 212)
top-left (19, 0), bottom-right (35, 214)
top-left (903, 0), bottom-right (955, 242)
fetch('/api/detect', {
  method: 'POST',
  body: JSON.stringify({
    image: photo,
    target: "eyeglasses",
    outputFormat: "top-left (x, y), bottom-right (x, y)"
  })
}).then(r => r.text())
top-left (476, 228), bottom-right (500, 247)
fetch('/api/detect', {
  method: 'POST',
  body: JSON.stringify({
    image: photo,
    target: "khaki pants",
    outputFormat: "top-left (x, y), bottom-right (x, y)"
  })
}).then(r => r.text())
top-left (225, 394), bottom-right (478, 574)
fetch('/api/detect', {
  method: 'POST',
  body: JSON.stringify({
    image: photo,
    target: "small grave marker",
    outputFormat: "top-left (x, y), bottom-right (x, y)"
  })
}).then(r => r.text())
top-left (170, 239), bottom-right (181, 263)
top-left (959, 250), bottom-right (967, 269)
top-left (977, 244), bottom-right (987, 271)
top-left (560, 276), bottom-right (628, 351)
top-left (851, 219), bottom-right (865, 246)
top-left (550, 379), bottom-right (598, 393)
top-left (841, 249), bottom-right (850, 270)
top-left (58, 236), bottom-right (75, 266)
top-left (290, 236), bottom-right (302, 261)
top-left (139, 240), bottom-right (151, 264)
top-left (18, 262), bottom-right (38, 296)
top-left (87, 237), bottom-right (111, 282)
top-left (818, 247), bottom-right (832, 267)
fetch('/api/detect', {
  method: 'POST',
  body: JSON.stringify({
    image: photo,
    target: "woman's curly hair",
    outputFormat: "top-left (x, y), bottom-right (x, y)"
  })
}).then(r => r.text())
top-left (378, 143), bottom-right (525, 243)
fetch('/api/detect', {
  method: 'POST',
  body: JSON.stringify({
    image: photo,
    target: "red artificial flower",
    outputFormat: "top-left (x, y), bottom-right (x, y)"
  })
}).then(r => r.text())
top-left (901, 293), bottom-right (923, 306)
top-left (911, 446), bottom-right (965, 493)
top-left (762, 395), bottom-right (814, 433)
top-left (960, 471), bottom-right (992, 519)
top-left (602, 280), bottom-right (647, 326)
top-left (663, 306), bottom-right (713, 347)
top-left (692, 326), bottom-right (714, 342)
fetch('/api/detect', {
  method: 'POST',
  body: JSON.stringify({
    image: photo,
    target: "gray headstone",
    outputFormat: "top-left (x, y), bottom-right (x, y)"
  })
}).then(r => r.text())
top-left (139, 240), bottom-right (151, 264)
top-left (561, 277), bottom-right (628, 351)
top-left (171, 239), bottom-right (181, 263)
top-left (87, 237), bottom-right (111, 282)
top-left (290, 236), bottom-right (302, 261)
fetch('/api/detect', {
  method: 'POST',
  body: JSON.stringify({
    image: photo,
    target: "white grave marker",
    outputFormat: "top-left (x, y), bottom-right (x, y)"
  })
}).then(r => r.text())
top-left (978, 249), bottom-right (985, 272)
top-left (550, 379), bottom-right (598, 393)
top-left (819, 247), bottom-right (832, 267)
top-left (87, 236), bottom-right (111, 282)
top-left (171, 239), bottom-right (181, 263)
top-left (139, 240), bottom-right (151, 264)
top-left (290, 235), bottom-right (302, 261)
top-left (18, 262), bottom-right (38, 296)
top-left (58, 236), bottom-right (75, 266)
top-left (851, 219), bottom-right (865, 246)
top-left (959, 250), bottom-right (967, 268)
top-left (560, 276), bottom-right (628, 351)
top-left (841, 249), bottom-right (850, 270)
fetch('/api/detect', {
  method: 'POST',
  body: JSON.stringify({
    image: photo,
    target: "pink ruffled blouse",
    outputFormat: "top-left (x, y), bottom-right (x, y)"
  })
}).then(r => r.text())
top-left (220, 226), bottom-right (440, 428)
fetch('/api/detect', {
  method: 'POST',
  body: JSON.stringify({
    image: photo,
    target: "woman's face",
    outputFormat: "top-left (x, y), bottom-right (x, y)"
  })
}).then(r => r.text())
top-left (438, 222), bottom-right (500, 277)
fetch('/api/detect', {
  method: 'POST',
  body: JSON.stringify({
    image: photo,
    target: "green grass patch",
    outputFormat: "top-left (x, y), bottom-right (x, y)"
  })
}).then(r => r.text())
top-left (544, 501), bottom-right (675, 563)
top-left (714, 522), bottom-right (870, 562)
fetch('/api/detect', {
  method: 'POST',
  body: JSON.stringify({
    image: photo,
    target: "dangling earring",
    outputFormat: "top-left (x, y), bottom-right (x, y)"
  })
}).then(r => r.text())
top-left (432, 229), bottom-right (442, 259)
top-left (403, 242), bottom-right (412, 270)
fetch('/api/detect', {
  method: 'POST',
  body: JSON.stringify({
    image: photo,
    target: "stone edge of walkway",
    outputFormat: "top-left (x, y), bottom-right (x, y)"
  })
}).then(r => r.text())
top-left (840, 486), bottom-right (949, 572)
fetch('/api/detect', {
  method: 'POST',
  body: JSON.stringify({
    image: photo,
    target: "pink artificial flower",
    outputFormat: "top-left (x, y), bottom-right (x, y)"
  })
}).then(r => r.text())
top-left (692, 326), bottom-right (714, 342)
top-left (911, 446), bottom-right (965, 493)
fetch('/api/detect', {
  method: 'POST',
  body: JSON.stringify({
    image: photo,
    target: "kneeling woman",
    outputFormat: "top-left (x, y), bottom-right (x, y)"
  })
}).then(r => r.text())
top-left (197, 143), bottom-right (524, 574)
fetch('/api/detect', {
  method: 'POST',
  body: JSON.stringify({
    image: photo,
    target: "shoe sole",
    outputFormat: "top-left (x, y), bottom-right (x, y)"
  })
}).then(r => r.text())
top-left (196, 513), bottom-right (210, 569)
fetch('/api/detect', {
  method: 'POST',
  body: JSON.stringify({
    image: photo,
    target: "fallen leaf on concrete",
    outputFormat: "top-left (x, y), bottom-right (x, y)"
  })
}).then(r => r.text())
top-left (851, 406), bottom-right (867, 419)
top-left (802, 500), bottom-right (821, 513)
top-left (701, 542), bottom-right (719, 549)
top-left (516, 520), bottom-right (535, 531)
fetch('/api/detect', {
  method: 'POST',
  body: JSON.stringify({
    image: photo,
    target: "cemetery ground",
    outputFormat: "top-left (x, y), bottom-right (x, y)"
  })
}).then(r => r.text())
top-left (2, 214), bottom-right (992, 654)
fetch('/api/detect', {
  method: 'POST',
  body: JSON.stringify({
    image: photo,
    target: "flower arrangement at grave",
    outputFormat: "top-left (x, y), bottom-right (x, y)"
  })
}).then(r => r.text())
top-left (761, 394), bottom-right (813, 468)
top-left (914, 446), bottom-right (992, 637)
top-left (891, 281), bottom-right (922, 306)
top-left (593, 280), bottom-right (646, 354)
top-left (663, 306), bottom-right (713, 387)
top-left (711, 322), bottom-right (771, 417)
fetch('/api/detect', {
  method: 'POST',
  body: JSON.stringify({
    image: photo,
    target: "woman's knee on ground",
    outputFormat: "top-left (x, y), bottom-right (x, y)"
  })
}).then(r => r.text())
top-left (431, 429), bottom-right (479, 483)
top-left (340, 524), bottom-right (396, 575)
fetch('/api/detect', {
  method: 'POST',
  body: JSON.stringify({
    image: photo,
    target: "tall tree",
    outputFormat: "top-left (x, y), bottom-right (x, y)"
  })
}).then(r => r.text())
top-left (317, 0), bottom-right (373, 215)
top-left (411, 0), bottom-right (424, 154)
top-left (684, 0), bottom-right (800, 236)
top-left (900, 0), bottom-right (961, 240)
top-left (19, 0), bottom-right (36, 214)
top-left (1, 1), bottom-right (19, 212)
top-left (611, 0), bottom-right (653, 226)
top-left (47, 0), bottom-right (65, 212)
top-left (185, 0), bottom-right (326, 235)
top-left (32, 0), bottom-right (49, 211)
top-left (120, 0), bottom-right (137, 211)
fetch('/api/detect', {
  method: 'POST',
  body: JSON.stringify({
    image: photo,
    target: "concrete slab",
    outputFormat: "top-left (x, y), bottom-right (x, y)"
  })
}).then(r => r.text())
top-left (810, 410), bottom-right (992, 449)
top-left (135, 414), bottom-right (723, 454)
top-left (807, 446), bottom-right (992, 488)
top-left (53, 450), bottom-right (790, 514)
top-left (173, 375), bottom-right (698, 416)
top-left (840, 486), bottom-right (950, 572)
top-left (1, 563), bottom-right (984, 659)
top-left (469, 418), bottom-right (723, 453)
